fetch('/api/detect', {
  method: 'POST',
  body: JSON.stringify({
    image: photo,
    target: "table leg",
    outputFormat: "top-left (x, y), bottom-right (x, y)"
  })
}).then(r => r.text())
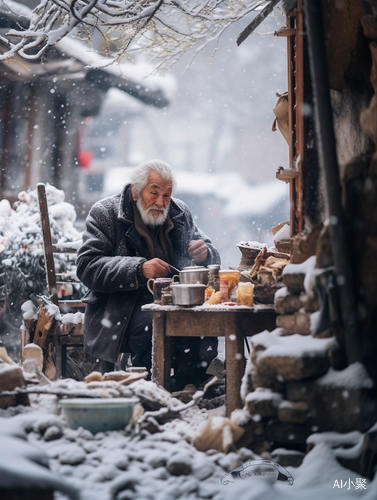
top-left (225, 318), bottom-right (244, 417)
top-left (152, 312), bottom-right (171, 390)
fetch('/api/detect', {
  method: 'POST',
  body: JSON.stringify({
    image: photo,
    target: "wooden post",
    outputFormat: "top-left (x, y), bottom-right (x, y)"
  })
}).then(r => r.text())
top-left (37, 183), bottom-right (59, 306)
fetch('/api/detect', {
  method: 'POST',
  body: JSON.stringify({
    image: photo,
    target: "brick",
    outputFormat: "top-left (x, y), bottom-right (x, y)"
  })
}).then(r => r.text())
top-left (245, 389), bottom-right (283, 417)
top-left (300, 293), bottom-right (320, 313)
top-left (278, 401), bottom-right (308, 424)
top-left (275, 294), bottom-right (302, 314)
top-left (276, 312), bottom-right (311, 335)
top-left (282, 273), bottom-right (305, 294)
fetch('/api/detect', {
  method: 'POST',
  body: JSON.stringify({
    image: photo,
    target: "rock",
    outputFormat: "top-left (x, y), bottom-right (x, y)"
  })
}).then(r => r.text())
top-left (22, 343), bottom-right (43, 372)
top-left (271, 448), bottom-right (305, 467)
top-left (306, 365), bottom-right (377, 433)
top-left (217, 452), bottom-right (242, 472)
top-left (179, 477), bottom-right (199, 496)
top-left (290, 225), bottom-right (322, 264)
top-left (197, 482), bottom-right (215, 499)
top-left (44, 425), bottom-right (63, 441)
top-left (276, 313), bottom-right (311, 335)
top-left (278, 401), bottom-right (308, 424)
top-left (166, 453), bottom-right (192, 475)
top-left (191, 457), bottom-right (215, 481)
top-left (84, 371), bottom-right (104, 383)
top-left (251, 438), bottom-right (271, 455)
top-left (266, 419), bottom-right (312, 444)
top-left (245, 388), bottom-right (283, 417)
top-left (149, 466), bottom-right (169, 480)
top-left (145, 450), bottom-right (167, 468)
top-left (0, 363), bottom-right (26, 392)
top-left (237, 447), bottom-right (259, 462)
top-left (34, 415), bottom-right (63, 435)
top-left (275, 294), bottom-right (302, 315)
top-left (300, 293), bottom-right (320, 313)
top-left (59, 445), bottom-right (86, 465)
top-left (282, 273), bottom-right (305, 294)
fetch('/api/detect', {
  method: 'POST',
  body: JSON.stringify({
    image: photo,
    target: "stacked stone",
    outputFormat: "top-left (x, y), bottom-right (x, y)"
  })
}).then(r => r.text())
top-left (240, 243), bottom-right (376, 466)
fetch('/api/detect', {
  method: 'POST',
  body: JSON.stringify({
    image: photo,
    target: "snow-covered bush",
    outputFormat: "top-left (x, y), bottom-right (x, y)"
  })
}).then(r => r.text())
top-left (0, 185), bottom-right (83, 327)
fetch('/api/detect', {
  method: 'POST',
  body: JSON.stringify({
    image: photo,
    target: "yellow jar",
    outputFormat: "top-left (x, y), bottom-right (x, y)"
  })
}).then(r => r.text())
top-left (219, 270), bottom-right (240, 301)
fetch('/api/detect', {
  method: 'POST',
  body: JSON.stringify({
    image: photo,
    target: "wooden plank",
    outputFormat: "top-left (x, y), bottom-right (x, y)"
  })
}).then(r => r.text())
top-left (58, 300), bottom-right (85, 308)
top-left (275, 27), bottom-right (296, 37)
top-left (165, 310), bottom-right (277, 337)
top-left (56, 273), bottom-right (81, 283)
top-left (37, 183), bottom-right (58, 306)
top-left (52, 246), bottom-right (78, 254)
top-left (296, 0), bottom-right (305, 234)
top-left (225, 317), bottom-right (244, 417)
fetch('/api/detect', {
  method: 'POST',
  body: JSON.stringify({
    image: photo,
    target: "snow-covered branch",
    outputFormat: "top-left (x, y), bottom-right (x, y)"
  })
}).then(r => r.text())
top-left (0, 0), bottom-right (274, 70)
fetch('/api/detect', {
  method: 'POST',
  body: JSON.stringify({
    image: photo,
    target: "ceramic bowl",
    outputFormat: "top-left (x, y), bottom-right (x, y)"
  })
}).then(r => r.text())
top-left (60, 397), bottom-right (139, 434)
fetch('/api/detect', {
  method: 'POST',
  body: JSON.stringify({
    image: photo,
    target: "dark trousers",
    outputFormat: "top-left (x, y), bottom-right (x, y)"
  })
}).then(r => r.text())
top-left (122, 290), bottom-right (218, 390)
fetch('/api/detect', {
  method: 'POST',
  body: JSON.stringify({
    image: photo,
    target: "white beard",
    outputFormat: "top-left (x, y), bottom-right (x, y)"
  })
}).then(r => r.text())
top-left (136, 198), bottom-right (169, 227)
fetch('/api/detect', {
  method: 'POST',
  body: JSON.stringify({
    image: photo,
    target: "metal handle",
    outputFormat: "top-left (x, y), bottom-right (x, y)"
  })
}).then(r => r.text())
top-left (147, 279), bottom-right (154, 295)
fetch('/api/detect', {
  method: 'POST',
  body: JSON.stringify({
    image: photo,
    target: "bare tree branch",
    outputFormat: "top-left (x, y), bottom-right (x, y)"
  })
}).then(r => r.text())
top-left (0, 0), bottom-right (276, 70)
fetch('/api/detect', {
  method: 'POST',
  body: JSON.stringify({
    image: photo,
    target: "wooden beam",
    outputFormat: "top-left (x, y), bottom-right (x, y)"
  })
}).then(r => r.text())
top-left (275, 27), bottom-right (296, 37)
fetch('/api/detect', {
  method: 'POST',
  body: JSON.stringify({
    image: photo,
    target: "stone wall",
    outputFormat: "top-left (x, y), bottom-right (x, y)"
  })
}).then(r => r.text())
top-left (239, 233), bottom-right (377, 465)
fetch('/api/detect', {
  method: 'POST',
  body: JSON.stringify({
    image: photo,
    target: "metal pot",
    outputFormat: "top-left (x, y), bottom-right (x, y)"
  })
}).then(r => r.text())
top-left (170, 284), bottom-right (206, 306)
top-left (175, 266), bottom-right (209, 285)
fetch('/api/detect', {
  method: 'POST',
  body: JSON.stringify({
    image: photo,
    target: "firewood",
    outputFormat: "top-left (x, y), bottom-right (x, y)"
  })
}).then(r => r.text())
top-left (33, 306), bottom-right (56, 349)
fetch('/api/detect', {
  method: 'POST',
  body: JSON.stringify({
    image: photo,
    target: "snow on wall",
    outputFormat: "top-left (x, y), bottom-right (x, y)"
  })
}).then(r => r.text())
top-left (317, 362), bottom-right (374, 390)
top-left (251, 328), bottom-right (338, 359)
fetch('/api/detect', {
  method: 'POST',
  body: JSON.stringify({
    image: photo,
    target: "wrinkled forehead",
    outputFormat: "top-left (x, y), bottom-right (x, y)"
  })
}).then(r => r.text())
top-left (145, 171), bottom-right (173, 192)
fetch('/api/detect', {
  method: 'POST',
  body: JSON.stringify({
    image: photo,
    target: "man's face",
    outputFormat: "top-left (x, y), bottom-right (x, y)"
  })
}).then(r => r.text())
top-left (132, 171), bottom-right (173, 226)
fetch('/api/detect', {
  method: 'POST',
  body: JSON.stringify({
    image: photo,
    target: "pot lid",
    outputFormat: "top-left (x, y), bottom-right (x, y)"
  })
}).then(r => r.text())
top-left (181, 266), bottom-right (207, 272)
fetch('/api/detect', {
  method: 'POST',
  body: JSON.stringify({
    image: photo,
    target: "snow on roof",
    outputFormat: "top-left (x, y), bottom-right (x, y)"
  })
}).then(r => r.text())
top-left (56, 37), bottom-right (177, 97)
top-left (317, 362), bottom-right (374, 390)
top-left (251, 328), bottom-right (338, 359)
top-left (103, 167), bottom-right (288, 217)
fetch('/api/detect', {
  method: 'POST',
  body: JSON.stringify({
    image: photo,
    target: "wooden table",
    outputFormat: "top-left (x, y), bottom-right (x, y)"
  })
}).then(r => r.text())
top-left (142, 303), bottom-right (277, 416)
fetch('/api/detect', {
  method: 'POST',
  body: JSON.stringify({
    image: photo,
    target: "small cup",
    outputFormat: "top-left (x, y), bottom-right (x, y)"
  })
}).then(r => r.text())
top-left (147, 278), bottom-right (173, 304)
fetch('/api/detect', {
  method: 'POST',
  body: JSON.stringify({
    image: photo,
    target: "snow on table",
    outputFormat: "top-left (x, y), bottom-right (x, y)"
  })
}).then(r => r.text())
top-left (142, 303), bottom-right (275, 312)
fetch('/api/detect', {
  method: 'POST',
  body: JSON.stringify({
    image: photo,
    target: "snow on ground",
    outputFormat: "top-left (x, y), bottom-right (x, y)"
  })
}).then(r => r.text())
top-left (0, 376), bottom-right (375, 500)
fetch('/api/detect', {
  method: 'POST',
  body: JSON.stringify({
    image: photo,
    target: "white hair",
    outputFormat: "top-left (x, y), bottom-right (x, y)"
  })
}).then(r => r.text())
top-left (130, 159), bottom-right (176, 198)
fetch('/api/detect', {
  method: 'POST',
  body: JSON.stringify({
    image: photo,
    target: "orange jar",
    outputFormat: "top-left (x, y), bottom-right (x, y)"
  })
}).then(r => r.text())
top-left (219, 270), bottom-right (240, 302)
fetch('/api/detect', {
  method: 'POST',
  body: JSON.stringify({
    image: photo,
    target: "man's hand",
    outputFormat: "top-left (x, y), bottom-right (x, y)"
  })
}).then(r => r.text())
top-left (142, 258), bottom-right (170, 279)
top-left (188, 239), bottom-right (208, 264)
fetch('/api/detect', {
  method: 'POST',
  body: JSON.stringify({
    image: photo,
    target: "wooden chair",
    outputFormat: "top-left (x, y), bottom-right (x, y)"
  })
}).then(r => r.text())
top-left (36, 183), bottom-right (85, 378)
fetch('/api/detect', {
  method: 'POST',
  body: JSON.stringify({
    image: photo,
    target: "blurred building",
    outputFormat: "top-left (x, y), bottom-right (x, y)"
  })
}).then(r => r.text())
top-left (0, 1), bottom-right (172, 208)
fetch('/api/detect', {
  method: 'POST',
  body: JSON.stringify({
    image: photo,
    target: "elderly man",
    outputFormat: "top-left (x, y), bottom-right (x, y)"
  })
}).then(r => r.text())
top-left (76, 159), bottom-right (220, 390)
